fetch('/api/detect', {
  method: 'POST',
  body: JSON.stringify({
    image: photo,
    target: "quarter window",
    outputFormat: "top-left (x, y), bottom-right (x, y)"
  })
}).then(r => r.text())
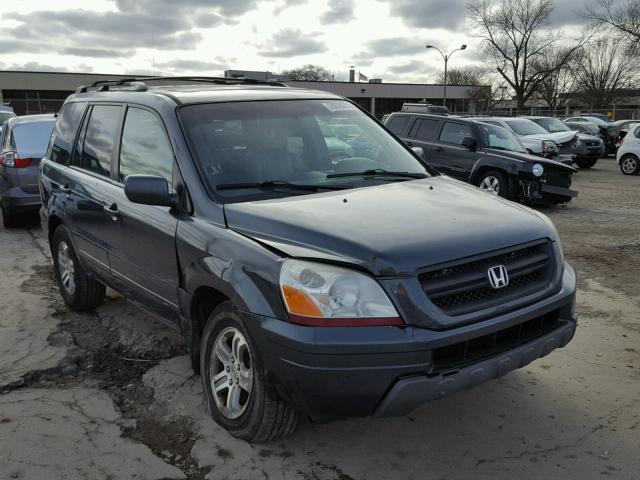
top-left (79, 105), bottom-right (122, 177)
top-left (119, 108), bottom-right (173, 184)
top-left (387, 116), bottom-right (411, 136)
top-left (48, 102), bottom-right (86, 165)
top-left (439, 122), bottom-right (472, 145)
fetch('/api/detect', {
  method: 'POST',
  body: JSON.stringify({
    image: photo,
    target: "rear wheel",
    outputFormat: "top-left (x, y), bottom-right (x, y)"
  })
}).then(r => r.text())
top-left (476, 170), bottom-right (513, 200)
top-left (201, 302), bottom-right (298, 442)
top-left (1, 207), bottom-right (20, 229)
top-left (620, 154), bottom-right (640, 175)
top-left (51, 226), bottom-right (105, 311)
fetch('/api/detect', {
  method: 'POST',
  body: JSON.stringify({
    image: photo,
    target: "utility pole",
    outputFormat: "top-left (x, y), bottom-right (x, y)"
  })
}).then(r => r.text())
top-left (426, 43), bottom-right (467, 107)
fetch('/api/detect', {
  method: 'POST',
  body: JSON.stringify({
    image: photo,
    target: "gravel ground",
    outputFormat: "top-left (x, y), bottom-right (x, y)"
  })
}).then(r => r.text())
top-left (0, 157), bottom-right (638, 480)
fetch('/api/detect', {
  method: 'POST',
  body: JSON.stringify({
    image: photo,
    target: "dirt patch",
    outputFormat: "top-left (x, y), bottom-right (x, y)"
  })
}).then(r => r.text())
top-left (4, 264), bottom-right (207, 479)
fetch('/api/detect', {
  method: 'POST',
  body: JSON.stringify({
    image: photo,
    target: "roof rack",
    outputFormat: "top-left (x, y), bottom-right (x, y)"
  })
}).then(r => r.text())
top-left (75, 76), bottom-right (288, 93)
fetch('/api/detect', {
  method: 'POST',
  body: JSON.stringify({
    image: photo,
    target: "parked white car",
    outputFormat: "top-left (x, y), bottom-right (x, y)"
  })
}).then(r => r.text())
top-left (616, 122), bottom-right (640, 175)
top-left (467, 117), bottom-right (575, 162)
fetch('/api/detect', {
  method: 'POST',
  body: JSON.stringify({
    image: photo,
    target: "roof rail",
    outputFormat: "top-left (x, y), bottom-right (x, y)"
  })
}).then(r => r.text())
top-left (75, 76), bottom-right (288, 93)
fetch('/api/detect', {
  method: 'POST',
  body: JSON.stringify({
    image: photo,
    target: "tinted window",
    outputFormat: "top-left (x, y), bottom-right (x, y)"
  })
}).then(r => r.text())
top-left (439, 122), bottom-right (472, 145)
top-left (13, 121), bottom-right (56, 158)
top-left (49, 102), bottom-right (86, 165)
top-left (634, 126), bottom-right (640, 138)
top-left (119, 108), bottom-right (173, 184)
top-left (387, 116), bottom-right (411, 135)
top-left (79, 105), bottom-right (121, 177)
top-left (415, 119), bottom-right (441, 141)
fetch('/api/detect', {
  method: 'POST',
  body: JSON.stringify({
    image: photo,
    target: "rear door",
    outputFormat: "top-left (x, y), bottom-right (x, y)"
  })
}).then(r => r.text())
top-left (63, 103), bottom-right (125, 275)
top-left (101, 105), bottom-right (181, 320)
top-left (429, 121), bottom-right (477, 180)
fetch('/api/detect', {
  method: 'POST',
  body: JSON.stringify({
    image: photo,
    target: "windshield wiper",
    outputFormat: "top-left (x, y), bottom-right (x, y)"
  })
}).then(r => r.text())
top-left (326, 169), bottom-right (427, 179)
top-left (216, 180), bottom-right (347, 191)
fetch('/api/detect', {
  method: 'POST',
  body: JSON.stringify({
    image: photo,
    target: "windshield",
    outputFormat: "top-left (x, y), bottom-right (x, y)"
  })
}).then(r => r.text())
top-left (475, 122), bottom-right (527, 153)
top-left (505, 119), bottom-right (549, 136)
top-left (180, 99), bottom-right (431, 201)
top-left (13, 121), bottom-right (56, 158)
top-left (534, 118), bottom-right (571, 133)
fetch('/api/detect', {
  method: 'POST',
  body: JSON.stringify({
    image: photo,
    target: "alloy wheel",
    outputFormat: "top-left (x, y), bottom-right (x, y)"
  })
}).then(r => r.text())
top-left (621, 156), bottom-right (638, 174)
top-left (210, 327), bottom-right (254, 419)
top-left (479, 176), bottom-right (500, 195)
top-left (57, 241), bottom-right (76, 295)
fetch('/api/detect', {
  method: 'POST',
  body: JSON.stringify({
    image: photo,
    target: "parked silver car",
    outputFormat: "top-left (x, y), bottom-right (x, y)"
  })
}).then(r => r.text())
top-left (0, 114), bottom-right (56, 227)
top-left (526, 117), bottom-right (605, 169)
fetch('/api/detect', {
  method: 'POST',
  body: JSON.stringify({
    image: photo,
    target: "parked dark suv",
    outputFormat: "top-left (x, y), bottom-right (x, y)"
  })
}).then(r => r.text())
top-left (385, 113), bottom-right (577, 205)
top-left (40, 78), bottom-right (577, 442)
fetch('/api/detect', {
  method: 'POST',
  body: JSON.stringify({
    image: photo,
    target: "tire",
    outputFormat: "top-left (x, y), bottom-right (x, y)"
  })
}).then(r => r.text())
top-left (476, 170), bottom-right (513, 200)
top-left (1, 207), bottom-right (20, 229)
top-left (619, 154), bottom-right (640, 175)
top-left (575, 158), bottom-right (598, 169)
top-left (51, 226), bottom-right (105, 311)
top-left (201, 302), bottom-right (298, 443)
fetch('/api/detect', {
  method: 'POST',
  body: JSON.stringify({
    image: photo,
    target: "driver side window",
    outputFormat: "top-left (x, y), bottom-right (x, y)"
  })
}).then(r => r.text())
top-left (439, 122), bottom-right (472, 145)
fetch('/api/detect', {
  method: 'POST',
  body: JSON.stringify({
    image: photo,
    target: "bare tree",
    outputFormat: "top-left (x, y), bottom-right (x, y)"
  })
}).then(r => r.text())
top-left (435, 65), bottom-right (488, 85)
top-left (572, 37), bottom-right (637, 108)
top-left (533, 49), bottom-right (576, 110)
top-left (467, 0), bottom-right (585, 109)
top-left (282, 64), bottom-right (332, 81)
top-left (583, 0), bottom-right (640, 45)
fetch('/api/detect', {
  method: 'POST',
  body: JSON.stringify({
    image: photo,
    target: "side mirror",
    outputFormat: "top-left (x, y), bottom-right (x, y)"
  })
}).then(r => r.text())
top-left (461, 136), bottom-right (477, 151)
top-left (124, 175), bottom-right (176, 207)
top-left (411, 146), bottom-right (425, 159)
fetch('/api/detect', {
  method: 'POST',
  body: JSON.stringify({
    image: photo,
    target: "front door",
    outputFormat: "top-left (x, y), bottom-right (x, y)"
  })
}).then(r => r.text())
top-left (103, 106), bottom-right (181, 321)
top-left (429, 121), bottom-right (477, 180)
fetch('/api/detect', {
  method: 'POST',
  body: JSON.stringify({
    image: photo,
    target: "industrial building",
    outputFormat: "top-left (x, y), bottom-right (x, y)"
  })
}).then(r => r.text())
top-left (0, 69), bottom-right (486, 118)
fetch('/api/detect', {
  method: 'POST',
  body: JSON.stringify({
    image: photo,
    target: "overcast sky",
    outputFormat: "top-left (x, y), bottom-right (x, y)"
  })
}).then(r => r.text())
top-left (0, 0), bottom-right (587, 83)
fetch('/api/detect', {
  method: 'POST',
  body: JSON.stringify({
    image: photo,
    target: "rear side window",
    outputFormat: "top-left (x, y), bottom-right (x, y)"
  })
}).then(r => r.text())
top-left (439, 122), bottom-right (472, 145)
top-left (78, 105), bottom-right (122, 178)
top-left (387, 116), bottom-right (411, 136)
top-left (13, 121), bottom-right (55, 158)
top-left (49, 102), bottom-right (86, 165)
top-left (415, 119), bottom-right (441, 141)
top-left (634, 126), bottom-right (640, 138)
top-left (119, 107), bottom-right (174, 184)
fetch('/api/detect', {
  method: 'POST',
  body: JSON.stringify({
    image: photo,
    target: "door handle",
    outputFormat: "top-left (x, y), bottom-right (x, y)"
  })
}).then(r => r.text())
top-left (407, 141), bottom-right (414, 147)
top-left (434, 146), bottom-right (444, 152)
top-left (59, 184), bottom-right (72, 194)
top-left (104, 203), bottom-right (120, 220)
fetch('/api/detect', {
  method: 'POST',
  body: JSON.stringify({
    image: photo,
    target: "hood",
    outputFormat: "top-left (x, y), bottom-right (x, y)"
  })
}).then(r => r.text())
top-left (577, 133), bottom-right (602, 142)
top-left (521, 131), bottom-right (576, 145)
top-left (224, 177), bottom-right (557, 277)
top-left (484, 148), bottom-right (577, 171)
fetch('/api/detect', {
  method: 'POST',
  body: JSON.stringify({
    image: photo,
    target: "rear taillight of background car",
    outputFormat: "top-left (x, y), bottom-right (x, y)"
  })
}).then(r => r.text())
top-left (0, 152), bottom-right (31, 168)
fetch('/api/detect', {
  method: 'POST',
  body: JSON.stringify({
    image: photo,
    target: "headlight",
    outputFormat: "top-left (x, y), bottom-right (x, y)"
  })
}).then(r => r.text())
top-left (542, 140), bottom-right (557, 152)
top-left (532, 163), bottom-right (544, 177)
top-left (279, 259), bottom-right (402, 326)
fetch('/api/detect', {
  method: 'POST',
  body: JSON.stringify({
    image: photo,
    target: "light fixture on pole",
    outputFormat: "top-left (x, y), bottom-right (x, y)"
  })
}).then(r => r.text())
top-left (426, 43), bottom-right (467, 107)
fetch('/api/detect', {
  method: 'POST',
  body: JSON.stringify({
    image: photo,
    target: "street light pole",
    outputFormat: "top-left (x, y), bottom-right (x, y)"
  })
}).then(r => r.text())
top-left (426, 44), bottom-right (467, 108)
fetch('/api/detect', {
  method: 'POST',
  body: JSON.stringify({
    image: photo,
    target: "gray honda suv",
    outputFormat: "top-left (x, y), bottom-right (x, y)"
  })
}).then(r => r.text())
top-left (1, 114), bottom-right (56, 227)
top-left (39, 77), bottom-right (577, 442)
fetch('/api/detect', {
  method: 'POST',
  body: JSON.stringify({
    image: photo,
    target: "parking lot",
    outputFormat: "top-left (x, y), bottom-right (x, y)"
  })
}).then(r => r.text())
top-left (0, 157), bottom-right (638, 480)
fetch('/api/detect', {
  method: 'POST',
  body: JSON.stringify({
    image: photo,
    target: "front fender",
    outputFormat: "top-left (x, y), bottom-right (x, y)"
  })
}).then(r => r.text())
top-left (177, 218), bottom-right (288, 320)
top-left (470, 153), bottom-right (525, 180)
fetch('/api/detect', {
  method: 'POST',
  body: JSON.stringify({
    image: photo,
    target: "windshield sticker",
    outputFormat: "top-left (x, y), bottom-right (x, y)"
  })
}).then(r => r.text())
top-left (321, 102), bottom-right (357, 112)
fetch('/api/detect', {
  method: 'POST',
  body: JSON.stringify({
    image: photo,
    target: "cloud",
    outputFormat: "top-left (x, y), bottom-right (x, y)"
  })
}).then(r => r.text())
top-left (385, 0), bottom-right (468, 30)
top-left (258, 29), bottom-right (328, 57)
top-left (61, 47), bottom-right (135, 58)
top-left (274, 0), bottom-right (307, 16)
top-left (320, 0), bottom-right (356, 24)
top-left (387, 60), bottom-right (430, 75)
top-left (194, 12), bottom-right (223, 28)
top-left (0, 61), bottom-right (71, 72)
top-left (350, 37), bottom-right (436, 67)
top-left (114, 0), bottom-right (260, 18)
top-left (154, 59), bottom-right (230, 73)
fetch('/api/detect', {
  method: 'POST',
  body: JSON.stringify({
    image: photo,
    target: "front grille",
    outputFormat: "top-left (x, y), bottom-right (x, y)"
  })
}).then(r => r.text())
top-left (431, 311), bottom-right (561, 373)
top-left (585, 140), bottom-right (600, 147)
top-left (545, 168), bottom-right (572, 188)
top-left (419, 240), bottom-right (554, 316)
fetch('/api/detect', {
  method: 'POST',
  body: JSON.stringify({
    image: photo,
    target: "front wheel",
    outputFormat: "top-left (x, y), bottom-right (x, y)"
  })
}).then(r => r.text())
top-left (619, 154), bottom-right (640, 175)
top-left (476, 170), bottom-right (513, 200)
top-left (201, 302), bottom-right (298, 442)
top-left (51, 226), bottom-right (105, 311)
top-left (575, 158), bottom-right (598, 169)
top-left (1, 207), bottom-right (20, 229)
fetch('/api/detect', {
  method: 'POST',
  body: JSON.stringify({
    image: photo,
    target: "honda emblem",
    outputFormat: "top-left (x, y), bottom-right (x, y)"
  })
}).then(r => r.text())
top-left (487, 265), bottom-right (509, 289)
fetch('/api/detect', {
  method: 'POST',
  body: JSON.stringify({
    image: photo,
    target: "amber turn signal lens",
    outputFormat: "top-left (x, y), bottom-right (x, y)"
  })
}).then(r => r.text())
top-left (281, 285), bottom-right (323, 317)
